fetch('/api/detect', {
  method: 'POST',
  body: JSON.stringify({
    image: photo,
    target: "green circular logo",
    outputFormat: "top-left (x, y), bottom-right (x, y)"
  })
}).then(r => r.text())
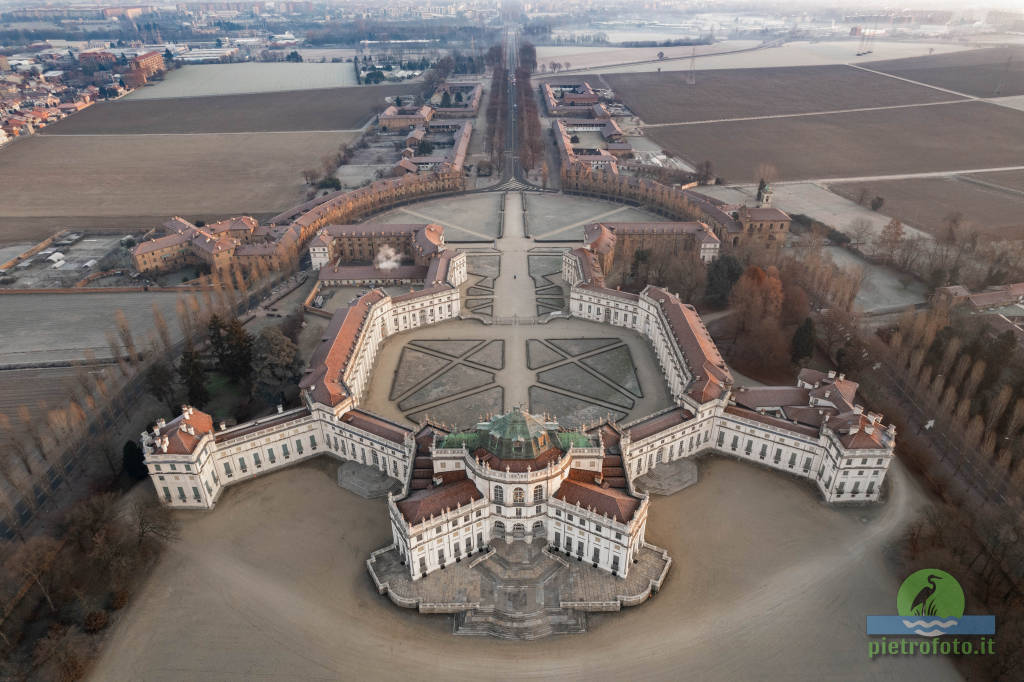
top-left (897, 569), bottom-right (964, 618)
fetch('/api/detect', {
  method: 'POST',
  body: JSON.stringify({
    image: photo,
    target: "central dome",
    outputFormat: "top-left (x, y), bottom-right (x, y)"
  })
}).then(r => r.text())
top-left (473, 406), bottom-right (561, 460)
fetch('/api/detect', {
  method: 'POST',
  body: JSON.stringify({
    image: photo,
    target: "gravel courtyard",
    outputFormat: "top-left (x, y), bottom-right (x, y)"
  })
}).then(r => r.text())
top-left (89, 456), bottom-right (956, 681)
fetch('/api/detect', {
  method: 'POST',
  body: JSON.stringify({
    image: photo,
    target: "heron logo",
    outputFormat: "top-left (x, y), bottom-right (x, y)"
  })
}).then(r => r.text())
top-left (896, 569), bottom-right (964, 622)
top-left (867, 568), bottom-right (995, 646)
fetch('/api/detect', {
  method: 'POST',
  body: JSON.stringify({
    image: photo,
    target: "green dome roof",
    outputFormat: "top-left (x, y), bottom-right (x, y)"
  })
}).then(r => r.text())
top-left (445, 407), bottom-right (560, 460)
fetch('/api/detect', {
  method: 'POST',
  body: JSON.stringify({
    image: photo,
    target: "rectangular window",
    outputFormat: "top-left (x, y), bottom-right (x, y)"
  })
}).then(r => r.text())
top-left (730, 435), bottom-right (738, 451)
top-left (803, 457), bottom-right (812, 473)
top-left (310, 435), bottom-right (317, 449)
top-left (282, 443), bottom-right (290, 458)
top-left (154, 464), bottom-right (162, 472)
top-left (717, 432), bottom-right (724, 447)
top-left (867, 481), bottom-right (876, 494)
top-left (169, 463), bottom-right (177, 471)
top-left (774, 449), bottom-right (782, 464)
top-left (177, 486), bottom-right (185, 501)
top-left (185, 464), bottom-right (192, 472)
top-left (192, 486), bottom-right (201, 501)
top-left (268, 448), bottom-right (276, 463)
top-left (612, 555), bottom-right (620, 572)
top-left (593, 547), bottom-right (600, 563)
top-left (162, 486), bottom-right (171, 502)
top-left (253, 451), bottom-right (262, 467)
top-left (296, 440), bottom-right (304, 454)
top-left (238, 457), bottom-right (247, 473)
top-left (223, 461), bottom-right (232, 476)
top-left (759, 444), bottom-right (767, 459)
top-left (788, 453), bottom-right (797, 468)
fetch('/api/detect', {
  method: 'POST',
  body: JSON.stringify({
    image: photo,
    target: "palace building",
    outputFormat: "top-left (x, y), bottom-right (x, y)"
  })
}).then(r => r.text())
top-left (142, 222), bottom-right (894, 588)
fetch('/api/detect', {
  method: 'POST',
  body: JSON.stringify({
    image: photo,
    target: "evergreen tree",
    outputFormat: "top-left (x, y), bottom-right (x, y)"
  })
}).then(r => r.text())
top-left (178, 344), bottom-right (209, 407)
top-left (122, 440), bottom-right (147, 480)
top-left (208, 314), bottom-right (228, 364)
top-left (704, 254), bottom-right (743, 307)
top-left (222, 318), bottom-right (254, 384)
top-left (143, 359), bottom-right (178, 410)
top-left (251, 327), bottom-right (302, 404)
top-left (791, 317), bottom-right (816, 364)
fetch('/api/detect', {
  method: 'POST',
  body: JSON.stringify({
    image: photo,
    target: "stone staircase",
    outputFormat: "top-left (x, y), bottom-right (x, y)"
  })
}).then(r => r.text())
top-left (453, 540), bottom-right (587, 639)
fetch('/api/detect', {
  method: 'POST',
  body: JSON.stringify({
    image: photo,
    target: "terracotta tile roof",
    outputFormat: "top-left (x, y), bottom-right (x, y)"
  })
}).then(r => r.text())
top-left (341, 409), bottom-right (409, 445)
top-left (595, 221), bottom-right (719, 245)
top-left (133, 232), bottom-right (187, 255)
top-left (733, 386), bottom-right (810, 410)
top-left (299, 289), bottom-right (387, 406)
top-left (644, 286), bottom-right (732, 402)
top-left (396, 471), bottom-right (482, 524)
top-left (626, 407), bottom-right (693, 442)
top-left (723, 405), bottom-right (820, 438)
top-left (319, 263), bottom-right (428, 282)
top-left (473, 446), bottom-right (564, 473)
top-left (154, 407), bottom-right (213, 455)
top-left (583, 223), bottom-right (616, 254)
top-left (555, 470), bottom-right (640, 523)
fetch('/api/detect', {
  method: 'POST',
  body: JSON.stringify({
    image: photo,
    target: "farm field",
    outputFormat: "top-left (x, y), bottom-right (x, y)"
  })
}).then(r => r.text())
top-left (972, 169), bottom-right (1024, 192)
top-left (0, 291), bottom-right (184, 365)
top-left (580, 40), bottom-right (971, 74)
top-left (535, 40), bottom-right (762, 71)
top-left (829, 177), bottom-right (1024, 240)
top-left (41, 84), bottom-right (417, 135)
top-left (0, 132), bottom-right (355, 243)
top-left (605, 65), bottom-right (960, 124)
top-left (128, 62), bottom-right (360, 99)
top-left (644, 101), bottom-right (1024, 183)
top-left (866, 46), bottom-right (1024, 98)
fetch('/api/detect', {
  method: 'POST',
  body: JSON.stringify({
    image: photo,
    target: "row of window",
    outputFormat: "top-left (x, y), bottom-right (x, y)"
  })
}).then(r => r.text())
top-left (222, 436), bottom-right (313, 477)
top-left (493, 485), bottom-right (544, 505)
top-left (554, 509), bottom-right (622, 540)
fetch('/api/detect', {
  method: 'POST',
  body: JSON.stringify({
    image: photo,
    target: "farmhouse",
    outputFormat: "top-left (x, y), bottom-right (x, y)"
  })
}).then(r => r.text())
top-left (543, 81), bottom-right (600, 116)
top-left (583, 220), bottom-right (720, 271)
top-left (429, 82), bottom-right (483, 117)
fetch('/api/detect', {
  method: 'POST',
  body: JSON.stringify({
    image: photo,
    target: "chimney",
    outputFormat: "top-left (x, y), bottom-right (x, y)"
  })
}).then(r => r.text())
top-left (849, 425), bottom-right (859, 435)
top-left (827, 370), bottom-right (836, 379)
top-left (156, 418), bottom-right (166, 429)
top-left (838, 373), bottom-right (845, 381)
top-left (160, 436), bottom-right (168, 453)
top-left (864, 424), bottom-right (875, 435)
top-left (277, 404), bottom-right (284, 414)
top-left (432, 475), bottom-right (442, 486)
top-left (219, 421), bottom-right (226, 431)
top-left (853, 405), bottom-right (864, 415)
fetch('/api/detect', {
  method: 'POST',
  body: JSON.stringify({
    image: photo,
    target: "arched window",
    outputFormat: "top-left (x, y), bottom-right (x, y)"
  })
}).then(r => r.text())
top-left (494, 486), bottom-right (504, 504)
top-left (533, 485), bottom-right (544, 503)
top-left (656, 448), bottom-right (663, 464)
top-left (513, 487), bottom-right (525, 505)
top-left (494, 520), bottom-right (505, 534)
top-left (512, 523), bottom-right (526, 537)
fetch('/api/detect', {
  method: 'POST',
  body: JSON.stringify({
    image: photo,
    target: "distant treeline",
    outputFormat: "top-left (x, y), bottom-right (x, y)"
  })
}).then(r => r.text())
top-left (304, 21), bottom-right (499, 47)
top-left (619, 38), bottom-right (713, 48)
